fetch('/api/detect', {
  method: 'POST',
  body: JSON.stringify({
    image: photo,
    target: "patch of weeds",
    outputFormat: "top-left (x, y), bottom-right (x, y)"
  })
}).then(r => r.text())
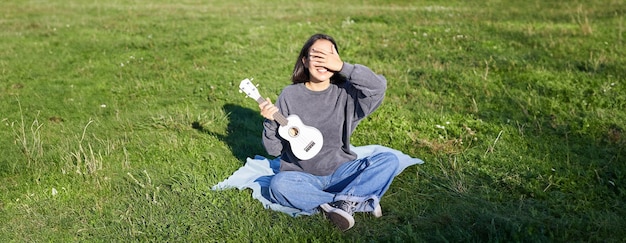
top-left (63, 120), bottom-right (102, 176)
top-left (126, 170), bottom-right (161, 206)
top-left (10, 99), bottom-right (44, 168)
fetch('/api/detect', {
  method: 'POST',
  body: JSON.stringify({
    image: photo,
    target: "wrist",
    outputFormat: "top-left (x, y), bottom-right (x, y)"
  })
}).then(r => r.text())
top-left (338, 62), bottom-right (354, 76)
top-left (331, 62), bottom-right (344, 72)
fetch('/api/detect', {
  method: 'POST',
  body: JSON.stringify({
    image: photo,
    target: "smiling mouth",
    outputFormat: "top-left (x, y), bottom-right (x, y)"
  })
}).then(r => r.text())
top-left (316, 68), bottom-right (328, 73)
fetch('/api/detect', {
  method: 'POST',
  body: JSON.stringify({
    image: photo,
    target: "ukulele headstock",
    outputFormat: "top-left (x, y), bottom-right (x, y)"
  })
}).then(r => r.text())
top-left (239, 78), bottom-right (261, 100)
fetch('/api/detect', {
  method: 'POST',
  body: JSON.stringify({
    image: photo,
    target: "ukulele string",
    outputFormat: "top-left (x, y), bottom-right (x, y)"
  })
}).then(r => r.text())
top-left (282, 117), bottom-right (319, 154)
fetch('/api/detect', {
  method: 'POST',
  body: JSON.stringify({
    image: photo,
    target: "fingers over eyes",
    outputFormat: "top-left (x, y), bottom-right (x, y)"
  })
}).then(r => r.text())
top-left (310, 48), bottom-right (331, 55)
top-left (309, 53), bottom-right (324, 60)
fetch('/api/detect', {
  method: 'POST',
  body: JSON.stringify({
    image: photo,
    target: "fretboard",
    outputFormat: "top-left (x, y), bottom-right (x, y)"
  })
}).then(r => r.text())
top-left (255, 97), bottom-right (289, 126)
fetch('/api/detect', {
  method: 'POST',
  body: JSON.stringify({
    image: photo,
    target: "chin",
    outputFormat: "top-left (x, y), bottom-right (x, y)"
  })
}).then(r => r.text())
top-left (315, 73), bottom-right (334, 82)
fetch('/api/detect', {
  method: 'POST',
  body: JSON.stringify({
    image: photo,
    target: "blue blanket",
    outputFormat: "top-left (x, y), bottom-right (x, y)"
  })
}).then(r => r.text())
top-left (211, 145), bottom-right (424, 217)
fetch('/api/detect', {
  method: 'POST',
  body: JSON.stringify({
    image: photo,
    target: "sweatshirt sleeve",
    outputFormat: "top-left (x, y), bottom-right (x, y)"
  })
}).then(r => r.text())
top-left (261, 93), bottom-right (286, 157)
top-left (262, 118), bottom-right (282, 157)
top-left (339, 62), bottom-right (387, 119)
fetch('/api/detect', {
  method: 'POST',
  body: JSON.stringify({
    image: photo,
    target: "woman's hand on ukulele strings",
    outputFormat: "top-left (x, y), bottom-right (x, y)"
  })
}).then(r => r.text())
top-left (259, 97), bottom-right (278, 120)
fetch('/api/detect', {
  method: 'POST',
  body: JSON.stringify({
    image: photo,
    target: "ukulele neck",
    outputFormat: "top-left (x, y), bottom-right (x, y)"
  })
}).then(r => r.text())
top-left (255, 97), bottom-right (289, 126)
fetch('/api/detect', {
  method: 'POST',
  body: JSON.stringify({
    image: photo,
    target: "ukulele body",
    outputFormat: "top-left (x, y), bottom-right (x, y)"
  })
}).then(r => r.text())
top-left (277, 114), bottom-right (324, 161)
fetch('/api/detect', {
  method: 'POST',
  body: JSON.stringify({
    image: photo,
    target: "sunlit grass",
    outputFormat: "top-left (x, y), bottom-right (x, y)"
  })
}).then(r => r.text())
top-left (1, 0), bottom-right (625, 241)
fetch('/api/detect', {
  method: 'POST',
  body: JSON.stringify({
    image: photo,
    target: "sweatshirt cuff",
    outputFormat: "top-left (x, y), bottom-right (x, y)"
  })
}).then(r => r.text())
top-left (338, 62), bottom-right (354, 77)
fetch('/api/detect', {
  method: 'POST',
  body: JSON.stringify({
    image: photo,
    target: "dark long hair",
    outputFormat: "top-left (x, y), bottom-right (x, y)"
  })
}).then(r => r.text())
top-left (291, 33), bottom-right (346, 84)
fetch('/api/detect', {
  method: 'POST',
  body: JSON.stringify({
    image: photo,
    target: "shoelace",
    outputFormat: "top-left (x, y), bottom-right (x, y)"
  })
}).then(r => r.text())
top-left (334, 200), bottom-right (358, 215)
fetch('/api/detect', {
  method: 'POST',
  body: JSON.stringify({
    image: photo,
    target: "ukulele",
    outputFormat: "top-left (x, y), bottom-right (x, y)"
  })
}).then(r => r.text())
top-left (239, 78), bottom-right (324, 160)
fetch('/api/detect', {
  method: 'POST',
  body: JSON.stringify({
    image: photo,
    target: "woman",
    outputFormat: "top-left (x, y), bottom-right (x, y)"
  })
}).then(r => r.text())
top-left (259, 33), bottom-right (399, 231)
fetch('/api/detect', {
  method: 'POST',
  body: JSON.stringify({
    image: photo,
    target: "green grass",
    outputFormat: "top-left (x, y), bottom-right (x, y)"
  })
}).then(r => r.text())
top-left (1, 0), bottom-right (625, 241)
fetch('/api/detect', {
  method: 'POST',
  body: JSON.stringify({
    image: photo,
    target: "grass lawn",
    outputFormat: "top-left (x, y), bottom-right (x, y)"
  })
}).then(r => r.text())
top-left (1, 0), bottom-right (624, 241)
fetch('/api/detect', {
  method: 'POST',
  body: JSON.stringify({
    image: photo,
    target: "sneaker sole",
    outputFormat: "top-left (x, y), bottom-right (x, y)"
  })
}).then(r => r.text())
top-left (320, 203), bottom-right (355, 231)
top-left (372, 204), bottom-right (383, 218)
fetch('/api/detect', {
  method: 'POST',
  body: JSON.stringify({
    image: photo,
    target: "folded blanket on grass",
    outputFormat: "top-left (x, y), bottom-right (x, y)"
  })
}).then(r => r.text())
top-left (211, 145), bottom-right (424, 217)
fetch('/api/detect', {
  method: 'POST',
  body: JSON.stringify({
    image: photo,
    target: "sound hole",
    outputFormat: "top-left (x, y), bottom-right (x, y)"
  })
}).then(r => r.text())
top-left (288, 127), bottom-right (299, 137)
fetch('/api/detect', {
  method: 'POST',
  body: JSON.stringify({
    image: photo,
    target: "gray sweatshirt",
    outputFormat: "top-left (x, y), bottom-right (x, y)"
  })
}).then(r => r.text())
top-left (262, 63), bottom-right (387, 176)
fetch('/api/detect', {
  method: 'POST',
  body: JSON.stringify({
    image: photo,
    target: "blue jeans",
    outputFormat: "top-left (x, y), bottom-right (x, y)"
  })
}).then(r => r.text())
top-left (268, 152), bottom-right (400, 214)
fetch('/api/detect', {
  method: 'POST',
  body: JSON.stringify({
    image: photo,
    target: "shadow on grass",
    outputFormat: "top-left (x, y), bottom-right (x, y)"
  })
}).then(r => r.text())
top-left (192, 103), bottom-right (268, 163)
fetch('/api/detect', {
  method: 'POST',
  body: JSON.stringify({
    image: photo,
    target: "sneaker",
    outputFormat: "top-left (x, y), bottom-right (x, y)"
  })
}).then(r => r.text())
top-left (320, 200), bottom-right (357, 231)
top-left (372, 203), bottom-right (383, 218)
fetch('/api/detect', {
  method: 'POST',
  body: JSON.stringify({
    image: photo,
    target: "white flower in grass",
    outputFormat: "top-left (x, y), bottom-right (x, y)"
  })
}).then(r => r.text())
top-left (52, 188), bottom-right (58, 196)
